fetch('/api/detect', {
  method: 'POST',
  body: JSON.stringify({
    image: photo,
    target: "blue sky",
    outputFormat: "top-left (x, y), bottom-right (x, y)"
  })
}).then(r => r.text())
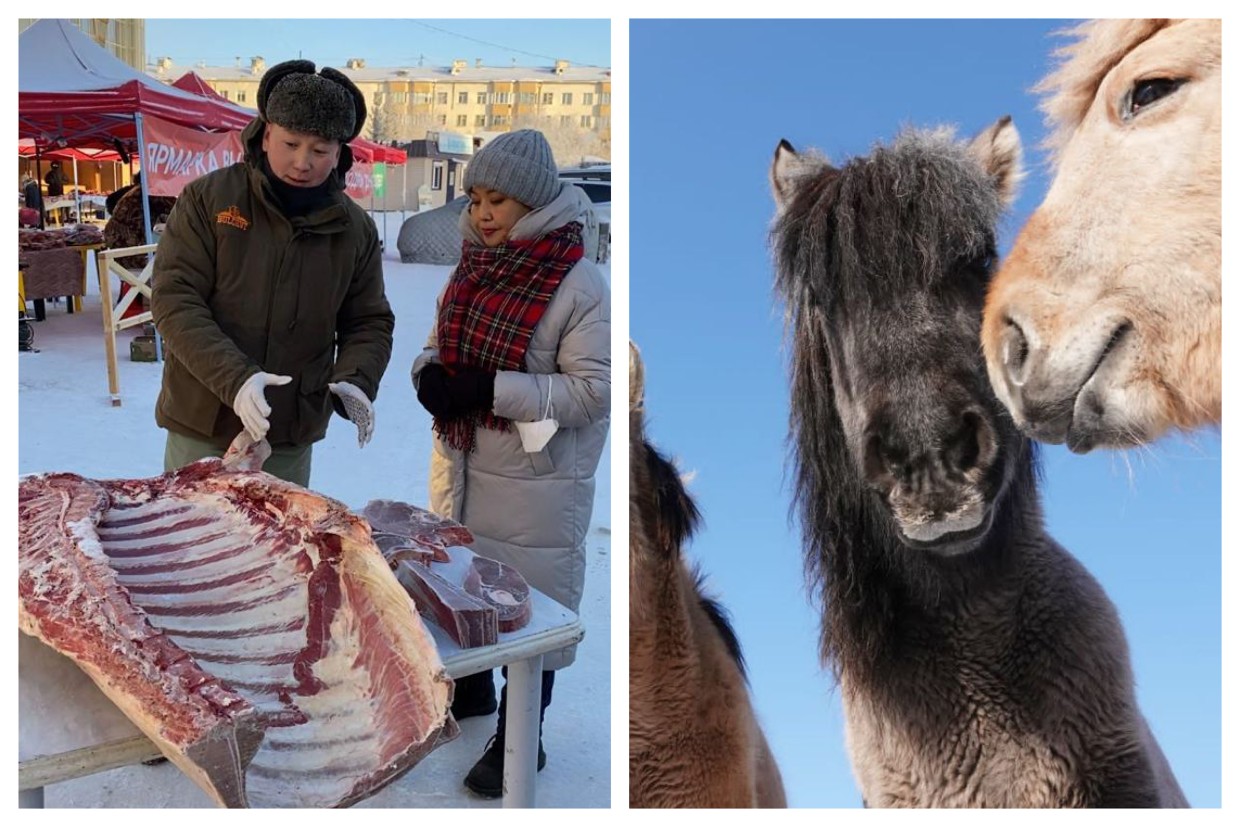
top-left (145, 19), bottom-right (610, 70)
top-left (631, 19), bottom-right (1220, 808)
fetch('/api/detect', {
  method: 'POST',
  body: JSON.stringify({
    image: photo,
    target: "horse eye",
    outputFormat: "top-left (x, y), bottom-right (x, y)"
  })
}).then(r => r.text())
top-left (1127, 78), bottom-right (1186, 118)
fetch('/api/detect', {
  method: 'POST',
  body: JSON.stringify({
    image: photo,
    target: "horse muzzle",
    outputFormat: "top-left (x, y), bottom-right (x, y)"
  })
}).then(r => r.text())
top-left (989, 307), bottom-right (1137, 452)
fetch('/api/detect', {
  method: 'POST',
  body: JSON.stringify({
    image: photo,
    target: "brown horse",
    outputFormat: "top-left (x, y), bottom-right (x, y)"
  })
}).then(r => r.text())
top-left (982, 19), bottom-right (1221, 452)
top-left (628, 342), bottom-right (786, 809)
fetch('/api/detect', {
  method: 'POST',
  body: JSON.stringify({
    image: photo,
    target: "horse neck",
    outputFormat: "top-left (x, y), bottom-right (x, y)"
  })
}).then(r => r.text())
top-left (630, 549), bottom-right (719, 689)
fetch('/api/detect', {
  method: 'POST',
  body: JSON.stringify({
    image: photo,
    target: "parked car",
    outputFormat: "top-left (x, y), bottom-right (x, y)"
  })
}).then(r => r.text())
top-left (558, 163), bottom-right (611, 182)
top-left (561, 177), bottom-right (610, 263)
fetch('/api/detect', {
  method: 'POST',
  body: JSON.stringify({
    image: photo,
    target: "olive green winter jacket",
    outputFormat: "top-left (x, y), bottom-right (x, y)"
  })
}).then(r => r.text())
top-left (151, 118), bottom-right (394, 448)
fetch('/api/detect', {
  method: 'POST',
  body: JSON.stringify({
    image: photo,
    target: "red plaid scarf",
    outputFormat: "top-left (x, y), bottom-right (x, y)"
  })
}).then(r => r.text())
top-left (434, 221), bottom-right (584, 451)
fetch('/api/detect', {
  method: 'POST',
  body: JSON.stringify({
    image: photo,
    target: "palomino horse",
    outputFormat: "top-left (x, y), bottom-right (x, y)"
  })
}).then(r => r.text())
top-left (770, 121), bottom-right (1186, 807)
top-left (629, 342), bottom-right (786, 808)
top-left (983, 19), bottom-right (1221, 452)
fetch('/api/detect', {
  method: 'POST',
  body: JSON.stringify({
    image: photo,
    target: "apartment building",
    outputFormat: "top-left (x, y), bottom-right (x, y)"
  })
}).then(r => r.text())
top-left (148, 57), bottom-right (611, 146)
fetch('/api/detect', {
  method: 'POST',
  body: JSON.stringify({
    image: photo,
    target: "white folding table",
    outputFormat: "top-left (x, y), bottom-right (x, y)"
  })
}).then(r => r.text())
top-left (18, 586), bottom-right (582, 809)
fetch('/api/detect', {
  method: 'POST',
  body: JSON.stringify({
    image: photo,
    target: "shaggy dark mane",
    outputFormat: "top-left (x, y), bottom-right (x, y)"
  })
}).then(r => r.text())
top-left (635, 437), bottom-right (701, 558)
top-left (695, 573), bottom-right (748, 680)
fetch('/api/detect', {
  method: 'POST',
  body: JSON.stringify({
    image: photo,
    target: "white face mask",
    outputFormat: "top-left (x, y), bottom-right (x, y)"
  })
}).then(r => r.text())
top-left (514, 375), bottom-right (559, 453)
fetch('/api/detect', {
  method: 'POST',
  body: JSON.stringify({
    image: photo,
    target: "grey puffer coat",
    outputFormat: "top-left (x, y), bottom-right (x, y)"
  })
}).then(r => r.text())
top-left (412, 184), bottom-right (610, 669)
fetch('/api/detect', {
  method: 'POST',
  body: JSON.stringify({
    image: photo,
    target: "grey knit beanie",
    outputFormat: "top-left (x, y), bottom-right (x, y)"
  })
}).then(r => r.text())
top-left (463, 130), bottom-right (561, 209)
top-left (258, 60), bottom-right (366, 143)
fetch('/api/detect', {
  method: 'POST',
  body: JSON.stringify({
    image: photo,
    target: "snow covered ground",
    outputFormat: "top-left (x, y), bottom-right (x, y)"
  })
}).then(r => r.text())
top-left (16, 212), bottom-right (612, 808)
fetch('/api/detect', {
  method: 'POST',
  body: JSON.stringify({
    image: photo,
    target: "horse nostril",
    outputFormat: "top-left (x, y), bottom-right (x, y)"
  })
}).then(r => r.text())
top-left (945, 411), bottom-right (983, 473)
top-left (1000, 319), bottom-right (1031, 387)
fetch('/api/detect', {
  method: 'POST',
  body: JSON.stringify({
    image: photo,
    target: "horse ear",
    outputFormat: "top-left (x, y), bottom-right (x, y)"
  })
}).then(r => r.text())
top-left (772, 140), bottom-right (835, 212)
top-left (629, 341), bottom-right (646, 412)
top-left (968, 115), bottom-right (1025, 208)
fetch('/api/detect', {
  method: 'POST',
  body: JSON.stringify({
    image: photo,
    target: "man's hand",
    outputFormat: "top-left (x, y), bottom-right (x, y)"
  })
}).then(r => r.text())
top-left (233, 372), bottom-right (292, 442)
top-left (329, 381), bottom-right (375, 447)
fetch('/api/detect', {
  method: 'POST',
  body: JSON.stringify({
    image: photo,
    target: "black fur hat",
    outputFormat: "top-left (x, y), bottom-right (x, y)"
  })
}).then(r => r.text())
top-left (257, 59), bottom-right (366, 143)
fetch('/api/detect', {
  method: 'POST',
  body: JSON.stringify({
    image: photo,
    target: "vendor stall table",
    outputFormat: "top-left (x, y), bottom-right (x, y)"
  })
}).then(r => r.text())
top-left (18, 243), bottom-right (104, 319)
top-left (18, 579), bottom-right (582, 809)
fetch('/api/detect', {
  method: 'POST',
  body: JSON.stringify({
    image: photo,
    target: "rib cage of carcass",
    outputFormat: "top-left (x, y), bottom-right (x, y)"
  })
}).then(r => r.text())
top-left (17, 435), bottom-right (459, 808)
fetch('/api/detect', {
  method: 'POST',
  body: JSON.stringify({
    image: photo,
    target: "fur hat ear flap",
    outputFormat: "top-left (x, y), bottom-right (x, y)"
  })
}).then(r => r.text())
top-left (337, 142), bottom-right (355, 175)
top-left (257, 59), bottom-right (317, 122)
top-left (319, 66), bottom-right (367, 143)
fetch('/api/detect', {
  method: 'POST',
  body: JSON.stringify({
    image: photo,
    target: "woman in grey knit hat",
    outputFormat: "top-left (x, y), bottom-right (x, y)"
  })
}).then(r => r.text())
top-left (411, 129), bottom-right (611, 799)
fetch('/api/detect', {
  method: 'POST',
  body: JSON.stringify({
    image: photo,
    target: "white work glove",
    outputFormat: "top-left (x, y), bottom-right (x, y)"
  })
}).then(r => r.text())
top-left (329, 381), bottom-right (375, 448)
top-left (232, 371), bottom-right (292, 442)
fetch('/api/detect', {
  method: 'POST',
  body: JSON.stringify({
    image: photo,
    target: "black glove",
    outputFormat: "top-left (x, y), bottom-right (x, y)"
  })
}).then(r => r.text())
top-left (416, 363), bottom-right (453, 418)
top-left (445, 368), bottom-right (496, 415)
top-left (416, 364), bottom-right (496, 418)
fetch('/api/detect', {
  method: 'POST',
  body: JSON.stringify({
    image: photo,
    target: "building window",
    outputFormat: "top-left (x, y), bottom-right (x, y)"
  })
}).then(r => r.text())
top-left (583, 92), bottom-right (594, 105)
top-left (542, 92), bottom-right (553, 105)
top-left (560, 115), bottom-right (573, 127)
top-left (561, 92), bottom-right (573, 105)
top-left (601, 92), bottom-right (611, 104)
top-left (437, 114), bottom-right (447, 125)
top-left (457, 114), bottom-right (468, 127)
top-left (491, 114), bottom-right (508, 127)
top-left (432, 163), bottom-right (444, 191)
top-left (236, 90), bottom-right (247, 103)
top-left (437, 91), bottom-right (448, 105)
top-left (221, 90), bottom-right (230, 100)
top-left (580, 115), bottom-right (592, 128)
top-left (493, 92), bottom-right (511, 104)
top-left (391, 91), bottom-right (407, 104)
top-left (598, 116), bottom-right (611, 130)
top-left (519, 92), bottom-right (537, 105)
top-left (413, 92), bottom-right (432, 105)
top-left (476, 92), bottom-right (486, 105)
top-left (458, 91), bottom-right (468, 104)
top-left (475, 114), bottom-right (486, 127)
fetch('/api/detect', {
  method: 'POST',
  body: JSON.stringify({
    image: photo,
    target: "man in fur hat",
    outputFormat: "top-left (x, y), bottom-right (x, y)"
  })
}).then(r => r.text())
top-left (151, 60), bottom-right (393, 486)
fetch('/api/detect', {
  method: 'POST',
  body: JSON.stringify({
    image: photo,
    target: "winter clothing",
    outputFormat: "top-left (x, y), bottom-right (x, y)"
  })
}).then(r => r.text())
top-left (416, 364), bottom-right (496, 421)
top-left (462, 668), bottom-right (555, 798)
top-left (432, 221), bottom-right (582, 450)
top-left (106, 174), bottom-right (140, 215)
top-left (44, 164), bottom-right (64, 197)
top-left (152, 115), bottom-right (394, 456)
top-left (412, 182), bottom-right (610, 670)
top-left (258, 60), bottom-right (366, 143)
top-left (465, 734), bottom-right (547, 799)
top-left (22, 175), bottom-right (42, 212)
top-left (463, 130), bottom-right (562, 209)
top-left (451, 670), bottom-right (499, 720)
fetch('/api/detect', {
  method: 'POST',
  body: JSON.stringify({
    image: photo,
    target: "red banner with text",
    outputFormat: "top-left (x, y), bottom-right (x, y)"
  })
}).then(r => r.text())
top-left (143, 116), bottom-right (245, 196)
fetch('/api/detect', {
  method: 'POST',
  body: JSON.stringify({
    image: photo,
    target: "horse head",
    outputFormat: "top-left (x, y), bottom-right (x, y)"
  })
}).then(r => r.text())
top-left (771, 119), bottom-right (1026, 557)
top-left (982, 19), bottom-right (1221, 451)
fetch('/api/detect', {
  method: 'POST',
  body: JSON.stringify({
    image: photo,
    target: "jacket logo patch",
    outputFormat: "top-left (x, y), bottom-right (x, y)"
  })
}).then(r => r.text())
top-left (216, 206), bottom-right (250, 230)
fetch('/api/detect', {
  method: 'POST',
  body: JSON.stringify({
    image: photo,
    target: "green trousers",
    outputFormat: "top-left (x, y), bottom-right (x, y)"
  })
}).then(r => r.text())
top-left (163, 431), bottom-right (313, 488)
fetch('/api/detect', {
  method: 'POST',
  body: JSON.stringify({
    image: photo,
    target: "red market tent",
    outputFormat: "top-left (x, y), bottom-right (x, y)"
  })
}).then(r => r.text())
top-left (170, 71), bottom-right (230, 101)
top-left (19, 20), bottom-right (253, 153)
top-left (18, 139), bottom-right (123, 163)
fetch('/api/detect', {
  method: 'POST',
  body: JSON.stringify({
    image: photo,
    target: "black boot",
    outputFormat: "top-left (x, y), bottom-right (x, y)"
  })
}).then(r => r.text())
top-left (451, 670), bottom-right (498, 720)
top-left (463, 669), bottom-right (555, 798)
top-left (463, 735), bottom-right (547, 798)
